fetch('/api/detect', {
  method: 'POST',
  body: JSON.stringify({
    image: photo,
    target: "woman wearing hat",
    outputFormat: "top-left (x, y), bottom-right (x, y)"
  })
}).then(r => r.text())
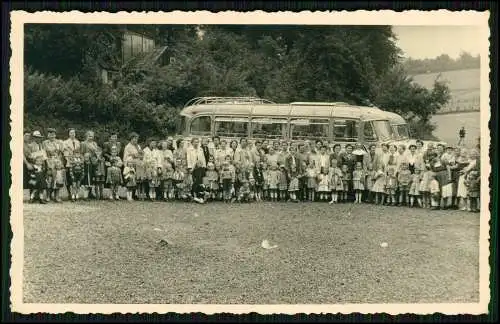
top-left (26, 130), bottom-right (48, 203)
top-left (42, 128), bottom-right (64, 202)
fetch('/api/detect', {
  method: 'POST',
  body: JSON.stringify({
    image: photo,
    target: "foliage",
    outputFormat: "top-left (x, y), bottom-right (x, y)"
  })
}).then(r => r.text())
top-left (24, 24), bottom-right (451, 141)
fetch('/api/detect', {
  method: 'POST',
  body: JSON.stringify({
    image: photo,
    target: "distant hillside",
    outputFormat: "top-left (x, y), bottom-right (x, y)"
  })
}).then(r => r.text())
top-left (402, 53), bottom-right (480, 75)
top-left (411, 68), bottom-right (480, 114)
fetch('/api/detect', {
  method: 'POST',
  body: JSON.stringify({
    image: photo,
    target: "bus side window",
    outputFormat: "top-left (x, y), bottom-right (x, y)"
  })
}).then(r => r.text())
top-left (190, 116), bottom-right (212, 136)
top-left (333, 119), bottom-right (359, 142)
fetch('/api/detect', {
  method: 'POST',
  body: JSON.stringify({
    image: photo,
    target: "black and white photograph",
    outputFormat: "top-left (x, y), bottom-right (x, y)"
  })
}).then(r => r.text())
top-left (9, 11), bottom-right (491, 314)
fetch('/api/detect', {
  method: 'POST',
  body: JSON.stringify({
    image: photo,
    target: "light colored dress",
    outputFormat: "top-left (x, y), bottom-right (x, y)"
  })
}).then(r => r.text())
top-left (372, 170), bottom-right (386, 193)
top-left (352, 169), bottom-right (365, 191)
top-left (409, 174), bottom-right (420, 196)
top-left (330, 167), bottom-right (343, 191)
top-left (419, 171), bottom-right (431, 193)
top-left (317, 173), bottom-right (330, 192)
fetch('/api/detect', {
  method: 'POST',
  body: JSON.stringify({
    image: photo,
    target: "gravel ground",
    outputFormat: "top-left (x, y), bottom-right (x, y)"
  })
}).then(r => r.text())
top-left (23, 201), bottom-right (480, 304)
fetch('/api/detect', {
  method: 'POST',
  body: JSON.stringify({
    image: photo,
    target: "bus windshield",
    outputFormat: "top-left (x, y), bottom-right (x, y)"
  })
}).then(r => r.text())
top-left (393, 124), bottom-right (410, 140)
top-left (372, 120), bottom-right (393, 142)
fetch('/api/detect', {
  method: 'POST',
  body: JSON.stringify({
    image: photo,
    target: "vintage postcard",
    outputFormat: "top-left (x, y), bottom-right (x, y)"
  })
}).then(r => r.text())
top-left (9, 10), bottom-right (491, 315)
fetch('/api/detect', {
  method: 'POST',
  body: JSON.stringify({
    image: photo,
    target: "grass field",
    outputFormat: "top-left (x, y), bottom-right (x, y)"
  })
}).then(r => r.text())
top-left (23, 201), bottom-right (479, 304)
top-left (430, 111), bottom-right (480, 147)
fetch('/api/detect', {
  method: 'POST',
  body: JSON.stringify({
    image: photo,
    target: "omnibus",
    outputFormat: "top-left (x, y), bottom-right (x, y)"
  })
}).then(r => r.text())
top-left (178, 96), bottom-right (444, 149)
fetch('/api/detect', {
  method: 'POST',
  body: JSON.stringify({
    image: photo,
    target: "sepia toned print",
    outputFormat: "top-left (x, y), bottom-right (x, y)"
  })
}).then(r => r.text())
top-left (9, 10), bottom-right (491, 315)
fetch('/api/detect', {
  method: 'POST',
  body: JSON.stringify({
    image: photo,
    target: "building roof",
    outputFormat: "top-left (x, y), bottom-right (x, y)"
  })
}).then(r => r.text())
top-left (122, 46), bottom-right (168, 71)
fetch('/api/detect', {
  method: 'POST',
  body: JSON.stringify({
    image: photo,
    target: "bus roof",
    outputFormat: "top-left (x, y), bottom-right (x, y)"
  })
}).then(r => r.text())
top-left (180, 102), bottom-right (395, 121)
top-left (373, 108), bottom-right (407, 124)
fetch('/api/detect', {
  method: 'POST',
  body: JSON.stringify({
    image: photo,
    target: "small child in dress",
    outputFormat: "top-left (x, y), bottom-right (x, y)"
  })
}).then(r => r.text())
top-left (69, 151), bottom-right (85, 202)
top-left (261, 162), bottom-right (270, 201)
top-left (53, 158), bottom-right (66, 203)
top-left (372, 167), bottom-right (386, 205)
top-left (419, 165), bottom-right (432, 208)
top-left (220, 160), bottom-right (235, 203)
top-left (352, 162), bottom-right (365, 204)
top-left (317, 167), bottom-right (330, 202)
top-left (340, 164), bottom-right (350, 202)
top-left (29, 155), bottom-right (48, 204)
top-left (329, 159), bottom-right (343, 204)
top-left (278, 165), bottom-right (288, 201)
top-left (237, 166), bottom-right (252, 203)
top-left (204, 162), bottom-right (219, 200)
top-left (123, 163), bottom-right (137, 201)
top-left (364, 162), bottom-right (375, 203)
top-left (465, 170), bottom-right (480, 212)
top-left (408, 168), bottom-right (422, 207)
top-left (92, 150), bottom-right (106, 200)
top-left (306, 161), bottom-right (317, 202)
top-left (398, 162), bottom-right (412, 206)
top-left (385, 167), bottom-right (398, 206)
top-left (267, 163), bottom-right (280, 202)
top-left (162, 162), bottom-right (175, 200)
top-left (181, 167), bottom-right (194, 201)
top-left (429, 172), bottom-right (441, 210)
top-left (106, 147), bottom-right (122, 200)
top-left (288, 167), bottom-right (300, 202)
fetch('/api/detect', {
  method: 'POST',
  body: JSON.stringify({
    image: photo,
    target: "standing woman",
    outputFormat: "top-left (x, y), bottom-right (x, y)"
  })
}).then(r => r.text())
top-left (42, 128), bottom-right (64, 202)
top-left (26, 130), bottom-right (48, 203)
top-left (80, 130), bottom-right (101, 199)
top-left (62, 128), bottom-right (81, 200)
top-left (430, 144), bottom-right (448, 209)
top-left (123, 132), bottom-right (142, 166)
top-left (23, 130), bottom-right (32, 191)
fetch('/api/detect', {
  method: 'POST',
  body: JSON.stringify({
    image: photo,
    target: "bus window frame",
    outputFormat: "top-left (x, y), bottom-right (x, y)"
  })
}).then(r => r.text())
top-left (213, 116), bottom-right (250, 138)
top-left (332, 118), bottom-right (360, 142)
top-left (188, 115), bottom-right (212, 137)
top-left (289, 118), bottom-right (330, 141)
top-left (250, 117), bottom-right (289, 140)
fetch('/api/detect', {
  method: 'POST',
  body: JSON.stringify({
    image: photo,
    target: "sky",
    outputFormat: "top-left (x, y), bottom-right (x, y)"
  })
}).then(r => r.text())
top-left (391, 26), bottom-right (482, 60)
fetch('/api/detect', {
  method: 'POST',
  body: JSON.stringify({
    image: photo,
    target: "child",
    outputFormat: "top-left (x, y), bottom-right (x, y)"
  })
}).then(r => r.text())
top-left (317, 167), bottom-right (330, 202)
top-left (385, 167), bottom-right (398, 206)
top-left (419, 165), bottom-right (432, 208)
top-left (372, 167), bottom-right (386, 205)
top-left (306, 161), bottom-right (317, 202)
top-left (53, 159), bottom-right (66, 202)
top-left (278, 165), bottom-right (288, 201)
top-left (135, 151), bottom-right (146, 200)
top-left (205, 162), bottom-right (219, 200)
top-left (408, 168), bottom-right (422, 207)
top-left (456, 150), bottom-right (470, 211)
top-left (398, 163), bottom-right (412, 206)
top-left (192, 160), bottom-right (206, 203)
top-left (352, 162), bottom-right (365, 204)
top-left (429, 172), bottom-right (441, 210)
top-left (106, 147), bottom-right (123, 200)
top-left (162, 162), bottom-right (176, 201)
top-left (28, 155), bottom-right (48, 204)
top-left (182, 168), bottom-right (194, 201)
top-left (92, 150), bottom-right (106, 200)
top-left (69, 151), bottom-right (85, 202)
top-left (288, 167), bottom-right (300, 202)
top-left (220, 161), bottom-right (235, 203)
top-left (364, 162), bottom-right (375, 203)
top-left (45, 157), bottom-right (57, 202)
top-left (82, 153), bottom-right (93, 201)
top-left (267, 163), bottom-right (280, 202)
top-left (261, 162), bottom-right (270, 201)
top-left (144, 141), bottom-right (160, 202)
top-left (465, 170), bottom-right (480, 212)
top-left (329, 160), bottom-right (343, 204)
top-left (123, 163), bottom-right (137, 201)
top-left (340, 164), bottom-right (350, 202)
top-left (253, 162), bottom-right (264, 202)
top-left (238, 166), bottom-right (252, 203)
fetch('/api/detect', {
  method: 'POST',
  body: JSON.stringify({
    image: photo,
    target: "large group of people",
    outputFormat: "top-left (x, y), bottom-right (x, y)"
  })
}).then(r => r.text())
top-left (23, 128), bottom-right (481, 212)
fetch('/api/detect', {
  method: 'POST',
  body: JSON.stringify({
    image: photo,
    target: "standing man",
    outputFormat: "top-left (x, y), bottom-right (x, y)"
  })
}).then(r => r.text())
top-left (458, 126), bottom-right (466, 146)
top-left (186, 137), bottom-right (206, 169)
top-left (62, 128), bottom-right (81, 199)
